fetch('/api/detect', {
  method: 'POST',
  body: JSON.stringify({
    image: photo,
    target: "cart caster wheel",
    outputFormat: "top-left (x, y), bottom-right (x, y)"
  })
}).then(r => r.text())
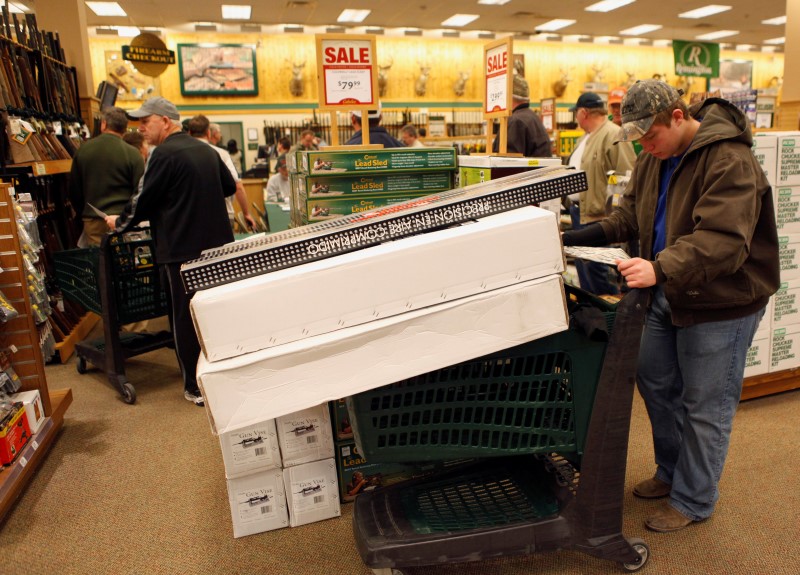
top-left (621, 538), bottom-right (650, 572)
top-left (121, 383), bottom-right (137, 404)
top-left (76, 357), bottom-right (87, 374)
top-left (371, 569), bottom-right (406, 575)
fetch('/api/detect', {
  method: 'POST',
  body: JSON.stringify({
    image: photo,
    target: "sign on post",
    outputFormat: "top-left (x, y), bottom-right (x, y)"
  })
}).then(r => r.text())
top-left (541, 98), bottom-right (555, 132)
top-left (673, 40), bottom-right (720, 79)
top-left (316, 34), bottom-right (379, 146)
top-left (483, 37), bottom-right (513, 154)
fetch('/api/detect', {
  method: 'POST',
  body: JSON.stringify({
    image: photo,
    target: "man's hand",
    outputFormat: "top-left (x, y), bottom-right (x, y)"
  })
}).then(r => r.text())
top-left (104, 215), bottom-right (119, 231)
top-left (616, 257), bottom-right (656, 288)
top-left (244, 213), bottom-right (257, 231)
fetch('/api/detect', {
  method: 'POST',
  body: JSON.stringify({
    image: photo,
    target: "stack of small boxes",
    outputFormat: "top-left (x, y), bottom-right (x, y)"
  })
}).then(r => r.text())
top-left (219, 403), bottom-right (339, 538)
top-left (288, 147), bottom-right (458, 226)
top-left (748, 131), bottom-right (800, 376)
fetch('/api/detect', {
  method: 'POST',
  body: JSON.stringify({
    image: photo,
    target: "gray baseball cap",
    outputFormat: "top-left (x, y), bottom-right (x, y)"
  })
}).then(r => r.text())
top-left (619, 80), bottom-right (683, 142)
top-left (127, 97), bottom-right (180, 121)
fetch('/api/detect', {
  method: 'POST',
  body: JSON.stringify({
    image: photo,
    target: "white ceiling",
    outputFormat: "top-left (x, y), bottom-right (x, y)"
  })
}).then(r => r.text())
top-left (74, 0), bottom-right (787, 47)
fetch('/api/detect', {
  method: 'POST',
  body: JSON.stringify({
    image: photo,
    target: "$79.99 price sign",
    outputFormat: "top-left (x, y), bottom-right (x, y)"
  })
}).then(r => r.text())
top-left (317, 35), bottom-right (376, 108)
top-left (483, 37), bottom-right (512, 118)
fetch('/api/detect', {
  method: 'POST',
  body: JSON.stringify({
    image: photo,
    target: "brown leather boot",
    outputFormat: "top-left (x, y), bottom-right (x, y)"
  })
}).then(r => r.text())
top-left (633, 476), bottom-right (671, 499)
top-left (645, 504), bottom-right (696, 532)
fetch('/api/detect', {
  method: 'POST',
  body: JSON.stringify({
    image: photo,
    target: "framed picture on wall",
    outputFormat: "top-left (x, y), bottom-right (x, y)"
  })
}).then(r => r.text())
top-left (177, 43), bottom-right (258, 96)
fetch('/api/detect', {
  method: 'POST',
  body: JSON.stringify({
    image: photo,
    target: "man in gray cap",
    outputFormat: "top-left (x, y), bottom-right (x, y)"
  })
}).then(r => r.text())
top-left (563, 80), bottom-right (779, 532)
top-left (106, 96), bottom-right (237, 407)
top-left (492, 74), bottom-right (551, 157)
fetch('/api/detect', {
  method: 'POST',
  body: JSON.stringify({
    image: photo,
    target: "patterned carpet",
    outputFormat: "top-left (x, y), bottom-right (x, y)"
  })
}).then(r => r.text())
top-left (1, 332), bottom-right (798, 575)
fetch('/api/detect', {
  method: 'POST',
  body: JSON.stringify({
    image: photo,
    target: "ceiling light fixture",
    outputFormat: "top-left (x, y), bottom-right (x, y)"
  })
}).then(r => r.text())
top-left (535, 19), bottom-right (576, 32)
top-left (116, 26), bottom-right (141, 37)
top-left (441, 14), bottom-right (480, 27)
top-left (679, 4), bottom-right (731, 18)
top-left (764, 36), bottom-right (785, 44)
top-left (695, 29), bottom-right (738, 40)
top-left (761, 16), bottom-right (786, 25)
top-left (619, 24), bottom-right (662, 36)
top-left (221, 5), bottom-right (251, 20)
top-left (85, 1), bottom-right (126, 16)
top-left (585, 0), bottom-right (635, 13)
top-left (477, 0), bottom-right (511, 5)
top-left (194, 23), bottom-right (218, 32)
top-left (337, 9), bottom-right (371, 23)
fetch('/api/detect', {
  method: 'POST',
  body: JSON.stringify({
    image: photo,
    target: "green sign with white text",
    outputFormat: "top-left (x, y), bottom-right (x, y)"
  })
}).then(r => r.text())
top-left (673, 40), bottom-right (719, 78)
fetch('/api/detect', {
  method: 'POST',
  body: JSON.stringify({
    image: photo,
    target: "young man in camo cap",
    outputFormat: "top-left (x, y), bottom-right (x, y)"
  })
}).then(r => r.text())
top-left (563, 79), bottom-right (779, 532)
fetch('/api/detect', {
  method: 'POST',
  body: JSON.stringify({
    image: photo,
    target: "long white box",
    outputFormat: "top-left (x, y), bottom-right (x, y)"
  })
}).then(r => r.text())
top-left (770, 322), bottom-right (800, 372)
top-left (191, 206), bottom-right (564, 362)
top-left (772, 280), bottom-right (800, 329)
top-left (283, 458), bottom-right (341, 527)
top-left (275, 404), bottom-right (335, 468)
top-left (775, 186), bottom-right (800, 233)
top-left (752, 135), bottom-right (778, 188)
top-left (197, 275), bottom-right (568, 435)
top-left (755, 297), bottom-right (773, 341)
top-left (744, 336), bottom-right (770, 379)
top-left (227, 468), bottom-right (289, 538)
top-left (219, 420), bottom-right (281, 479)
top-left (777, 234), bottom-right (800, 281)
top-left (778, 133), bottom-right (800, 186)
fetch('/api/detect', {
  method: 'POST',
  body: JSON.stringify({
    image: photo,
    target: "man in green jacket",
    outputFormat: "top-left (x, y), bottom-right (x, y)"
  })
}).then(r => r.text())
top-left (563, 80), bottom-right (779, 532)
top-left (69, 107), bottom-right (144, 246)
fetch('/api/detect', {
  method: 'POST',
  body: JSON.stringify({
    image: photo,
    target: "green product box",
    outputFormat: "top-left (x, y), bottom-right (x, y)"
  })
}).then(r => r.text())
top-left (306, 192), bottom-right (433, 222)
top-left (299, 171), bottom-right (453, 199)
top-left (334, 440), bottom-right (474, 503)
top-left (298, 147), bottom-right (458, 174)
top-left (328, 399), bottom-right (353, 440)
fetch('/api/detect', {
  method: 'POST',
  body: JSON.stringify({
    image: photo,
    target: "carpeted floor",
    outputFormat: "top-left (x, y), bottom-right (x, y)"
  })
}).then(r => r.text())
top-left (0, 326), bottom-right (798, 575)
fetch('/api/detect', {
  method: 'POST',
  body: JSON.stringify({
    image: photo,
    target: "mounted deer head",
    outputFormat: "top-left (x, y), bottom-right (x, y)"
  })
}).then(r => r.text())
top-left (453, 71), bottom-right (470, 97)
top-left (415, 63), bottom-right (431, 97)
top-left (552, 67), bottom-right (572, 98)
top-left (624, 71), bottom-right (637, 89)
top-left (590, 61), bottom-right (607, 84)
top-left (288, 60), bottom-right (306, 97)
top-left (377, 57), bottom-right (394, 98)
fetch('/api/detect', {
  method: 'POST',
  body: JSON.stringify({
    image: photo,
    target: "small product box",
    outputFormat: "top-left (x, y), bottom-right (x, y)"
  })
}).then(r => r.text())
top-left (458, 155), bottom-right (562, 187)
top-left (226, 468), bottom-right (289, 538)
top-left (777, 234), bottom-right (800, 281)
top-left (299, 171), bottom-right (453, 199)
top-left (11, 389), bottom-right (45, 434)
top-left (329, 399), bottom-right (353, 440)
top-left (0, 403), bottom-right (31, 466)
top-left (219, 419), bottom-right (281, 479)
top-left (770, 322), bottom-right (800, 372)
top-left (752, 135), bottom-right (778, 188)
top-left (298, 147), bottom-right (458, 175)
top-left (283, 458), bottom-right (341, 527)
top-left (775, 187), bottom-right (800, 233)
top-left (276, 404), bottom-right (334, 467)
top-left (772, 280), bottom-right (800, 329)
top-left (744, 336), bottom-right (770, 378)
top-left (307, 193), bottom-right (430, 222)
top-left (777, 133), bottom-right (800, 186)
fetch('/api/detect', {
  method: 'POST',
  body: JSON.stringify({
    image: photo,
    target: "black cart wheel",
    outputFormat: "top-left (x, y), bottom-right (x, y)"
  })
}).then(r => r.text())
top-left (76, 357), bottom-right (87, 374)
top-left (121, 382), bottom-right (137, 404)
top-left (621, 538), bottom-right (650, 572)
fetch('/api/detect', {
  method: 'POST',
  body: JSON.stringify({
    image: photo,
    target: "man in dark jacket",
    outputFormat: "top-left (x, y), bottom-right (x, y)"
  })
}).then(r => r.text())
top-left (106, 97), bottom-right (236, 406)
top-left (563, 80), bottom-right (779, 532)
top-left (345, 104), bottom-right (403, 148)
top-left (492, 75), bottom-right (551, 157)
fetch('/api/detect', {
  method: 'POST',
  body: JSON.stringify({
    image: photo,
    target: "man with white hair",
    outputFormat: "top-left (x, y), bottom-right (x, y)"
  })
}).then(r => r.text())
top-left (106, 97), bottom-right (236, 407)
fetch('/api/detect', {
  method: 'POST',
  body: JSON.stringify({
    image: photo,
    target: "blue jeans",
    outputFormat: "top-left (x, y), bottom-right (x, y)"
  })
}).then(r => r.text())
top-left (637, 286), bottom-right (764, 520)
top-left (568, 204), bottom-right (620, 295)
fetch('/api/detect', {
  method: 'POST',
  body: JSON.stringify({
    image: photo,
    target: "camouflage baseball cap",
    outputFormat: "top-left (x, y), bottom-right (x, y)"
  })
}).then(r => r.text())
top-left (619, 80), bottom-right (683, 142)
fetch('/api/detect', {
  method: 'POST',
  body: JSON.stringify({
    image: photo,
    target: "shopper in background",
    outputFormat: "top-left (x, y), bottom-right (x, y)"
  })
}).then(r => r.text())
top-left (226, 139), bottom-right (242, 175)
top-left (208, 122), bottom-right (226, 149)
top-left (568, 91), bottom-right (636, 295)
top-left (562, 80), bottom-right (780, 532)
top-left (188, 115), bottom-right (256, 232)
top-left (399, 124), bottom-right (425, 147)
top-left (122, 131), bottom-right (149, 164)
top-left (345, 104), bottom-right (403, 148)
top-left (492, 75), bottom-right (551, 158)
top-left (69, 106), bottom-right (144, 247)
top-left (608, 86), bottom-right (627, 126)
top-left (292, 129), bottom-right (319, 152)
top-left (265, 154), bottom-right (290, 204)
top-left (106, 97), bottom-right (237, 407)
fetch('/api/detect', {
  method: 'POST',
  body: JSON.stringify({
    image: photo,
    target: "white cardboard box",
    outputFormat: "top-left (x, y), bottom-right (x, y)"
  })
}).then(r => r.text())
top-left (772, 280), bottom-right (800, 329)
top-left (275, 404), bottom-right (335, 468)
top-left (744, 336), bottom-right (770, 379)
top-left (283, 458), bottom-right (341, 527)
top-left (755, 297), bottom-right (773, 341)
top-left (197, 275), bottom-right (568, 435)
top-left (10, 390), bottom-right (44, 434)
top-left (219, 419), bottom-right (281, 479)
top-left (770, 322), bottom-right (800, 372)
top-left (191, 206), bottom-right (564, 362)
top-left (226, 468), bottom-right (289, 538)
top-left (775, 186), bottom-right (800, 233)
top-left (777, 233), bottom-right (800, 281)
top-left (752, 135), bottom-right (778, 188)
top-left (778, 133), bottom-right (800, 187)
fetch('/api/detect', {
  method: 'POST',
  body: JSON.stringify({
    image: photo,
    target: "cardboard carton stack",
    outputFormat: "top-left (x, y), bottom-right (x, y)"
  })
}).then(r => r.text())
top-left (289, 147), bottom-right (458, 225)
top-left (186, 169), bottom-right (583, 536)
top-left (750, 132), bottom-right (800, 376)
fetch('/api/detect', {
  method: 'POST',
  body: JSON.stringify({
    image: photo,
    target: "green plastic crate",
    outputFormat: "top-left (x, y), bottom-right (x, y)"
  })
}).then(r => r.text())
top-left (348, 286), bottom-right (615, 462)
top-left (54, 233), bottom-right (168, 324)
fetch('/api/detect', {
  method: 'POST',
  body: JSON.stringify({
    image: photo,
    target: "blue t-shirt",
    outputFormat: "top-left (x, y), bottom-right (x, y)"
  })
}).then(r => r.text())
top-left (653, 154), bottom-right (684, 255)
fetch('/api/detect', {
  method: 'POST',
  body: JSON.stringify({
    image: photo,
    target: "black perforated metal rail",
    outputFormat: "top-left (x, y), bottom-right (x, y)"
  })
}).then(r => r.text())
top-left (180, 167), bottom-right (587, 293)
